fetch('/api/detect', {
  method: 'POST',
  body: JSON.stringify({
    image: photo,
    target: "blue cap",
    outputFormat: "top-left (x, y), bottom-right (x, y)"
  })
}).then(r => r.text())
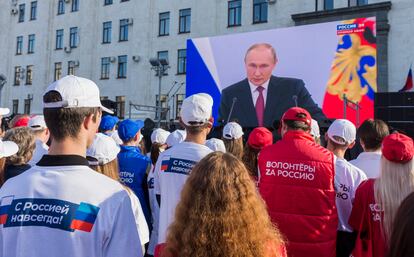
top-left (100, 115), bottom-right (119, 131)
top-left (118, 119), bottom-right (144, 142)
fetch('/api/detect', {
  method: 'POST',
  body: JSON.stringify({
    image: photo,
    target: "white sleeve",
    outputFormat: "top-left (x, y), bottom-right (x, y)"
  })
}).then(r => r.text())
top-left (129, 192), bottom-right (150, 245)
top-left (154, 153), bottom-right (163, 195)
top-left (104, 193), bottom-right (143, 257)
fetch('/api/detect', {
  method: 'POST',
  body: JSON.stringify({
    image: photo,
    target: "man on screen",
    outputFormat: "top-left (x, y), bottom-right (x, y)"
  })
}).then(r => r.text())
top-left (218, 43), bottom-right (325, 130)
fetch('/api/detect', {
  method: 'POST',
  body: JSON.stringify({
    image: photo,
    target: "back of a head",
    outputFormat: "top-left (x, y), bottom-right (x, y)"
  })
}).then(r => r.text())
top-left (281, 107), bottom-right (312, 133)
top-left (43, 91), bottom-right (100, 142)
top-left (163, 152), bottom-right (283, 257)
top-left (375, 133), bottom-right (414, 240)
top-left (3, 127), bottom-right (35, 166)
top-left (358, 119), bottom-right (389, 151)
top-left (386, 192), bottom-right (414, 257)
top-left (180, 93), bottom-right (213, 136)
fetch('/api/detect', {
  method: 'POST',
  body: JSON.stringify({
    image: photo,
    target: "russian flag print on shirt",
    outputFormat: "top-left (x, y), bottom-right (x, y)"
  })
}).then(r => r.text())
top-left (161, 157), bottom-right (171, 171)
top-left (70, 202), bottom-right (100, 232)
top-left (0, 196), bottom-right (14, 225)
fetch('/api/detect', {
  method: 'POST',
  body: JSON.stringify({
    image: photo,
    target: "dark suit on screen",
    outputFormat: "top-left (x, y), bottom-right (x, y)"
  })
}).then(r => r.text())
top-left (218, 76), bottom-right (326, 129)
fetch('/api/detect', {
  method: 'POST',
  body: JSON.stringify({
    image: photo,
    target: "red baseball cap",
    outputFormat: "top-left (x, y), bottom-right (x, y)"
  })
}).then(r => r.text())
top-left (13, 116), bottom-right (30, 128)
top-left (382, 133), bottom-right (414, 163)
top-left (247, 127), bottom-right (273, 150)
top-left (281, 107), bottom-right (312, 126)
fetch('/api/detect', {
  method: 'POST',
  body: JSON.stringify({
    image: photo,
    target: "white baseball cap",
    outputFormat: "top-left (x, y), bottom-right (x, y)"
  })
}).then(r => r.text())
top-left (0, 140), bottom-right (19, 158)
top-left (310, 119), bottom-right (320, 138)
top-left (28, 115), bottom-right (47, 131)
top-left (180, 93), bottom-right (213, 126)
top-left (87, 133), bottom-right (120, 165)
top-left (0, 108), bottom-right (10, 116)
top-left (223, 122), bottom-right (244, 140)
top-left (151, 128), bottom-right (171, 144)
top-left (166, 129), bottom-right (186, 147)
top-left (43, 75), bottom-right (113, 114)
top-left (205, 138), bottom-right (226, 153)
top-left (327, 119), bottom-right (356, 145)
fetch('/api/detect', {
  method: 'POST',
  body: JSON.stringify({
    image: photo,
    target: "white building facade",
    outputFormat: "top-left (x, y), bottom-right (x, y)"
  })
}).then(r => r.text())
top-left (0, 0), bottom-right (412, 120)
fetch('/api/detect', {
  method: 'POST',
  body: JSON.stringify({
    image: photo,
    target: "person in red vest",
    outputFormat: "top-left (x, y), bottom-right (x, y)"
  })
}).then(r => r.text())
top-left (258, 107), bottom-right (337, 257)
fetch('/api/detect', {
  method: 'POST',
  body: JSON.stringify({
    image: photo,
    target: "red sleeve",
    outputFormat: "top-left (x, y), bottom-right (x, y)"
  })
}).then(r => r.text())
top-left (348, 180), bottom-right (371, 232)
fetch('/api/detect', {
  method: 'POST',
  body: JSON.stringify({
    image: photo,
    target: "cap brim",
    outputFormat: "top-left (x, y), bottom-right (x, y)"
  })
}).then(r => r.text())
top-left (101, 105), bottom-right (114, 114)
top-left (0, 108), bottom-right (10, 116)
top-left (0, 141), bottom-right (19, 158)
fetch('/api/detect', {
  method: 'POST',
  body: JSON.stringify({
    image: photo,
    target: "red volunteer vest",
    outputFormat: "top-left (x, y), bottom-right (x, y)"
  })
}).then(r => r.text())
top-left (258, 131), bottom-right (337, 257)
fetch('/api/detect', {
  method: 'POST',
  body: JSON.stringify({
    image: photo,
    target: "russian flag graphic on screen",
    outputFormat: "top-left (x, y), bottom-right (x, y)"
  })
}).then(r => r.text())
top-left (0, 196), bottom-right (14, 225)
top-left (70, 202), bottom-right (100, 232)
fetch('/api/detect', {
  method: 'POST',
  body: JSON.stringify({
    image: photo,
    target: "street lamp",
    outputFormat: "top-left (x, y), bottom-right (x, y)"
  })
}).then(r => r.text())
top-left (149, 57), bottom-right (170, 127)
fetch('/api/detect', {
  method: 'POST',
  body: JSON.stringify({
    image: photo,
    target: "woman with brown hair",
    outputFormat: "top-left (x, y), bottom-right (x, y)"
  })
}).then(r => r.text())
top-left (349, 133), bottom-right (414, 257)
top-left (87, 133), bottom-right (149, 255)
top-left (242, 127), bottom-right (273, 180)
top-left (157, 152), bottom-right (286, 257)
top-left (222, 122), bottom-right (244, 159)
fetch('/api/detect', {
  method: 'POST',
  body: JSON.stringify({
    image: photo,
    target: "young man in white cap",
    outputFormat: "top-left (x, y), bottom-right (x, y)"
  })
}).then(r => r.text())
top-left (325, 119), bottom-right (367, 257)
top-left (0, 75), bottom-right (142, 257)
top-left (28, 115), bottom-right (50, 166)
top-left (154, 93), bottom-right (213, 244)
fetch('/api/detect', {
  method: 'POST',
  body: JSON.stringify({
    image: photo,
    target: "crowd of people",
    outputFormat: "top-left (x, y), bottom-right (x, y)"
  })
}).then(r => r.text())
top-left (0, 75), bottom-right (413, 257)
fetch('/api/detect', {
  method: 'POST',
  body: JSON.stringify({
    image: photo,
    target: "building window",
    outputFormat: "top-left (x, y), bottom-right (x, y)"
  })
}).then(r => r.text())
top-left (24, 98), bottom-right (31, 114)
top-left (57, 0), bottom-right (65, 15)
top-left (117, 55), bottom-right (127, 79)
top-left (102, 21), bottom-right (112, 43)
top-left (324, 0), bottom-right (334, 10)
top-left (101, 57), bottom-right (110, 79)
top-left (155, 94), bottom-right (168, 120)
top-left (69, 27), bottom-right (78, 48)
top-left (54, 62), bottom-right (62, 81)
top-left (56, 29), bottom-right (64, 49)
top-left (12, 100), bottom-right (19, 114)
top-left (14, 67), bottom-right (22, 85)
top-left (120, 0), bottom-right (129, 2)
top-left (357, 0), bottom-right (368, 5)
top-left (26, 65), bottom-right (33, 85)
top-left (28, 34), bottom-right (35, 54)
top-left (16, 36), bottom-right (23, 55)
top-left (179, 9), bottom-right (191, 33)
top-left (104, 0), bottom-right (113, 6)
top-left (68, 61), bottom-right (75, 75)
top-left (72, 0), bottom-right (79, 12)
top-left (177, 49), bottom-right (186, 74)
top-left (18, 4), bottom-right (25, 22)
top-left (159, 12), bottom-right (170, 36)
top-left (119, 19), bottom-right (129, 41)
top-left (30, 1), bottom-right (37, 20)
top-left (157, 51), bottom-right (169, 75)
top-left (175, 94), bottom-right (185, 119)
top-left (228, 0), bottom-right (242, 27)
top-left (253, 0), bottom-right (268, 24)
top-left (115, 96), bottom-right (125, 119)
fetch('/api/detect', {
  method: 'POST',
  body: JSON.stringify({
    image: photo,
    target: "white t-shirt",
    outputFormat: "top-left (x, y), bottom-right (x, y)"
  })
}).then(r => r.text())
top-left (0, 163), bottom-right (142, 257)
top-left (28, 140), bottom-right (49, 166)
top-left (154, 141), bottom-right (212, 243)
top-left (350, 151), bottom-right (382, 179)
top-left (147, 165), bottom-right (159, 255)
top-left (334, 157), bottom-right (367, 232)
top-left (128, 189), bottom-right (149, 245)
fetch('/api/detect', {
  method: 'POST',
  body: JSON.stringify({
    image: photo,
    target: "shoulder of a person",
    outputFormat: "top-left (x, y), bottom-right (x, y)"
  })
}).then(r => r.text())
top-left (356, 178), bottom-right (375, 194)
top-left (222, 78), bottom-right (249, 94)
top-left (271, 76), bottom-right (304, 87)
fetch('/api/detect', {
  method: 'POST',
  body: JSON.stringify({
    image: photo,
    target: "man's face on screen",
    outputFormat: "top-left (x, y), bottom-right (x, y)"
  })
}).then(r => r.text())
top-left (245, 47), bottom-right (276, 86)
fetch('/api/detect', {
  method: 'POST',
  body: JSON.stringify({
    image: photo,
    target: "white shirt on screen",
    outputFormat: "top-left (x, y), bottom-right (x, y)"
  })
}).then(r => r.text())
top-left (249, 79), bottom-right (270, 107)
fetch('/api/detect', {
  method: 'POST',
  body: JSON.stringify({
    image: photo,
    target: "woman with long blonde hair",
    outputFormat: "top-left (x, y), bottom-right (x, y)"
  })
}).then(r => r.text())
top-left (158, 152), bottom-right (285, 257)
top-left (349, 133), bottom-right (414, 257)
